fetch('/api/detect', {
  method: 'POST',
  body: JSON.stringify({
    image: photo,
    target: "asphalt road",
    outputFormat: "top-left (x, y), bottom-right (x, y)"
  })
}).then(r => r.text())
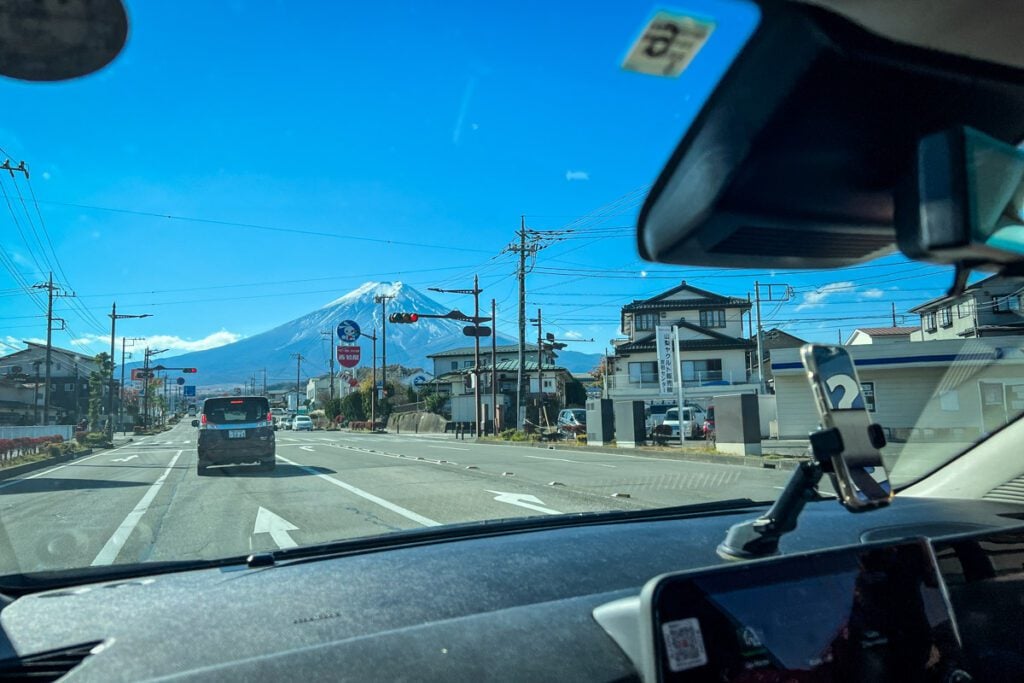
top-left (0, 423), bottom-right (791, 575)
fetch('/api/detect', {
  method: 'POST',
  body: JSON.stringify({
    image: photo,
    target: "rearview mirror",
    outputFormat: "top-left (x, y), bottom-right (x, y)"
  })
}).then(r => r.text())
top-left (190, 420), bottom-right (198, 427)
top-left (897, 127), bottom-right (1024, 270)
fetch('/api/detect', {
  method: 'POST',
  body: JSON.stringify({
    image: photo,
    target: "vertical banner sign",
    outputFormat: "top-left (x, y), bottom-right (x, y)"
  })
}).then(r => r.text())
top-left (655, 325), bottom-right (675, 396)
top-left (337, 345), bottom-right (361, 368)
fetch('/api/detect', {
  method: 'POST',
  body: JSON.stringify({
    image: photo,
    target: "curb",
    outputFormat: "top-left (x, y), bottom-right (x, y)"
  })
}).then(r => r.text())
top-left (0, 448), bottom-right (95, 481)
top-left (472, 438), bottom-right (805, 472)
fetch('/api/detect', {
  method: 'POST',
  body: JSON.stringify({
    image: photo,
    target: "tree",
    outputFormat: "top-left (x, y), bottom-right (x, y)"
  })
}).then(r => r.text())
top-left (339, 392), bottom-right (365, 422)
top-left (87, 352), bottom-right (113, 431)
top-left (324, 397), bottom-right (344, 421)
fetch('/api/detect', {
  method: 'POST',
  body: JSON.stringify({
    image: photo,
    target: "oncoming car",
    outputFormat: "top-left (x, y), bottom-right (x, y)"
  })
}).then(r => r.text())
top-left (556, 408), bottom-right (586, 437)
top-left (193, 396), bottom-right (276, 475)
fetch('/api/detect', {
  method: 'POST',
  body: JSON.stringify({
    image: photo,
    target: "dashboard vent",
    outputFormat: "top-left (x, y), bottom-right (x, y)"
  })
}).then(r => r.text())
top-left (0, 640), bottom-right (104, 681)
top-left (984, 475), bottom-right (1024, 504)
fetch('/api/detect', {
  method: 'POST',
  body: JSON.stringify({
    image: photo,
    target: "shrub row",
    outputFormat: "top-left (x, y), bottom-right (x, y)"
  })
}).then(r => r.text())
top-left (348, 421), bottom-right (383, 431)
top-left (0, 435), bottom-right (65, 461)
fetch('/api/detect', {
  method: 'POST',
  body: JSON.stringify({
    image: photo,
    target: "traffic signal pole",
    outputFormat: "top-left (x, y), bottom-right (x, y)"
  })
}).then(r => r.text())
top-left (491, 298), bottom-right (497, 434)
top-left (374, 293), bottom-right (394, 429)
top-left (473, 275), bottom-right (481, 437)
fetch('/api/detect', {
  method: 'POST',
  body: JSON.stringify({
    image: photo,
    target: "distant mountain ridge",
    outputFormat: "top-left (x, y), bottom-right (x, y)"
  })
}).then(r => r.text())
top-left (131, 282), bottom-right (601, 386)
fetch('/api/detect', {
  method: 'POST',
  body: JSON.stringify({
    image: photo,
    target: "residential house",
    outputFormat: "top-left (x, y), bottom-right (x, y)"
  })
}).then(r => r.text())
top-left (607, 281), bottom-right (757, 406)
top-left (0, 342), bottom-right (106, 425)
top-left (748, 328), bottom-right (806, 389)
top-left (846, 327), bottom-right (918, 345)
top-left (306, 374), bottom-right (358, 408)
top-left (428, 344), bottom-right (551, 379)
top-left (909, 275), bottom-right (1024, 340)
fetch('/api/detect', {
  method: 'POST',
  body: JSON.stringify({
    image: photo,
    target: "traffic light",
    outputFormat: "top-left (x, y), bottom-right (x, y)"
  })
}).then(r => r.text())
top-left (182, 368), bottom-right (198, 373)
top-left (388, 312), bottom-right (419, 324)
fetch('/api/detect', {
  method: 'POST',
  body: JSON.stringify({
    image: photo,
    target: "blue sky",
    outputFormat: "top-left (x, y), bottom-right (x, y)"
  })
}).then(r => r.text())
top-left (0, 0), bottom-right (956, 361)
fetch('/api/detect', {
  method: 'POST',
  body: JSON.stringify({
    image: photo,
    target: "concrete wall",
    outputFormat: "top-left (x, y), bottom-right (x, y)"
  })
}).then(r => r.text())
top-left (386, 412), bottom-right (448, 433)
top-left (0, 425), bottom-right (75, 440)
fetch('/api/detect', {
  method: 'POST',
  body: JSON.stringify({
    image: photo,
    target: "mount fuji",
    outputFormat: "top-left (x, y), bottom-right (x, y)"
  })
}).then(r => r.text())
top-left (138, 282), bottom-right (601, 387)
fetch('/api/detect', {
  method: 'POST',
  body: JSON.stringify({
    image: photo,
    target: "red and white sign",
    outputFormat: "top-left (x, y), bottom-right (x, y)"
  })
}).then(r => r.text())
top-left (337, 345), bottom-right (361, 368)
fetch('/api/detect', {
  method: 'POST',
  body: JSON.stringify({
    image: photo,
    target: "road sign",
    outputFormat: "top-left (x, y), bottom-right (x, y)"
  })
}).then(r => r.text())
top-left (337, 319), bottom-right (361, 342)
top-left (176, 377), bottom-right (185, 386)
top-left (463, 325), bottom-right (492, 337)
top-left (412, 375), bottom-right (429, 387)
top-left (337, 345), bottom-right (361, 368)
top-left (183, 385), bottom-right (196, 397)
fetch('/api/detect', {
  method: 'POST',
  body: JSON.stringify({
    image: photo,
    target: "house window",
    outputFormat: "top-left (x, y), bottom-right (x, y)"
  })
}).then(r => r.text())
top-left (450, 361), bottom-right (458, 371)
top-left (463, 361), bottom-right (473, 368)
top-left (699, 309), bottom-right (726, 328)
top-left (627, 361), bottom-right (658, 385)
top-left (1010, 296), bottom-right (1022, 312)
top-left (924, 313), bottom-right (937, 332)
top-left (634, 313), bottom-right (659, 331)
top-left (64, 383), bottom-right (73, 392)
top-left (682, 359), bottom-right (723, 383)
top-left (957, 303), bottom-right (970, 318)
top-left (992, 295), bottom-right (1003, 313)
top-left (940, 307), bottom-right (952, 327)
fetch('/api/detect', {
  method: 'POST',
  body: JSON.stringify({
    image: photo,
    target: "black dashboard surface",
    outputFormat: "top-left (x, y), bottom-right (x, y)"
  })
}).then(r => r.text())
top-left (0, 496), bottom-right (1021, 681)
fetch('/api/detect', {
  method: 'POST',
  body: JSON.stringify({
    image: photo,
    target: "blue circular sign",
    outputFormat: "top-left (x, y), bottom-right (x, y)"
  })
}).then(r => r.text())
top-left (337, 320), bottom-right (361, 342)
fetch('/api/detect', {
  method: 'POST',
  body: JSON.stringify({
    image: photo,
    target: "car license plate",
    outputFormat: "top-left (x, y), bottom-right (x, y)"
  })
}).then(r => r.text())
top-left (228, 430), bottom-right (246, 439)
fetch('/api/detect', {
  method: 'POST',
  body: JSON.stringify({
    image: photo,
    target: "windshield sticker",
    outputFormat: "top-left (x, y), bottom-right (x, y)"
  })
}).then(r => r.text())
top-left (662, 617), bottom-right (709, 672)
top-left (623, 10), bottom-right (715, 78)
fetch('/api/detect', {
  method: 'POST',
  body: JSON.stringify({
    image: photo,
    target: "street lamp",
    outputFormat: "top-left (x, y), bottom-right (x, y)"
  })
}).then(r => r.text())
top-left (108, 303), bottom-right (152, 439)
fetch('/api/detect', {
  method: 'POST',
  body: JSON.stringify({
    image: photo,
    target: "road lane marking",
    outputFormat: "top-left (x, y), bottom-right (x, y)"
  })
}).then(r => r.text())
top-left (299, 446), bottom-right (315, 452)
top-left (0, 447), bottom-right (118, 491)
top-left (253, 506), bottom-right (298, 549)
top-left (524, 454), bottom-right (616, 468)
top-left (486, 490), bottom-right (562, 515)
top-left (426, 445), bottom-right (470, 451)
top-left (111, 455), bottom-right (139, 463)
top-left (277, 455), bottom-right (440, 527)
top-left (91, 450), bottom-right (183, 566)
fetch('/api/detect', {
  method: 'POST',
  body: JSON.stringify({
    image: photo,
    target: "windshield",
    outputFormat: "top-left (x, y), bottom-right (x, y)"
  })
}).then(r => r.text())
top-left (0, 0), bottom-right (1021, 579)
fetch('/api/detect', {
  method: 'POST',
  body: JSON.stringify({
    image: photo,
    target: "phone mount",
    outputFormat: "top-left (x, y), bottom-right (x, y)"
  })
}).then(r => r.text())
top-left (716, 424), bottom-right (888, 560)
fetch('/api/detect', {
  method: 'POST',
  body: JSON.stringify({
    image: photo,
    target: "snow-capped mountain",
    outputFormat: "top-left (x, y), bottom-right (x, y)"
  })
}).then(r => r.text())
top-left (134, 282), bottom-right (599, 387)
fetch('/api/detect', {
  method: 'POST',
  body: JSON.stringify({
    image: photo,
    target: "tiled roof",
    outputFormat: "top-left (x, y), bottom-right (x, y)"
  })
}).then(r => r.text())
top-left (615, 334), bottom-right (753, 354)
top-left (855, 327), bottom-right (918, 336)
top-left (622, 280), bottom-right (749, 312)
top-left (427, 343), bottom-right (537, 358)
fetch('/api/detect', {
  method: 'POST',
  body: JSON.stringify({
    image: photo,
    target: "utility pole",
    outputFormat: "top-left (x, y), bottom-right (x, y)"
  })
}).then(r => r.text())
top-left (32, 272), bottom-right (73, 425)
top-left (536, 308), bottom-right (543, 425)
top-left (752, 281), bottom-right (793, 393)
top-left (501, 217), bottom-right (543, 430)
top-left (491, 298), bottom-right (497, 434)
top-left (374, 293), bottom-right (394, 423)
top-left (891, 302), bottom-right (897, 327)
top-left (107, 303), bottom-right (151, 438)
top-left (673, 324), bottom-right (686, 442)
top-left (427, 279), bottom-right (486, 436)
top-left (120, 336), bottom-right (144, 435)
top-left (262, 368), bottom-right (267, 396)
top-left (321, 329), bottom-right (335, 406)
top-left (362, 330), bottom-right (378, 429)
top-left (291, 353), bottom-right (304, 413)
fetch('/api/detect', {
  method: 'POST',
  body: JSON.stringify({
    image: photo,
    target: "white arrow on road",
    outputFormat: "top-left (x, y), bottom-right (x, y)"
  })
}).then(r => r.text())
top-left (485, 490), bottom-right (562, 515)
top-left (111, 455), bottom-right (139, 463)
top-left (253, 506), bottom-right (299, 549)
top-left (299, 446), bottom-right (315, 452)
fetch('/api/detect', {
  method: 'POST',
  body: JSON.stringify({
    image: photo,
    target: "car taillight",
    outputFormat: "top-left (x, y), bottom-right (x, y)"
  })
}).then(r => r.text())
top-left (200, 414), bottom-right (207, 426)
top-left (266, 411), bottom-right (273, 423)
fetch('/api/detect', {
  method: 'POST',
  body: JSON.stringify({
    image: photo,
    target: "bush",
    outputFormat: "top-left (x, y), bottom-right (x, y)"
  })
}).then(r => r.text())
top-left (82, 432), bottom-right (112, 448)
top-left (499, 428), bottom-right (518, 441)
top-left (47, 444), bottom-right (61, 458)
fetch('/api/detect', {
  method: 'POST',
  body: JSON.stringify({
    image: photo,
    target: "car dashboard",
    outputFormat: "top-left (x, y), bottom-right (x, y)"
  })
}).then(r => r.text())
top-left (0, 496), bottom-right (1021, 681)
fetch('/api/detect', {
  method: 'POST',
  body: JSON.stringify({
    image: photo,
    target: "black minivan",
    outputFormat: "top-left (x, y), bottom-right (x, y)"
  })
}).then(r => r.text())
top-left (192, 396), bottom-right (276, 475)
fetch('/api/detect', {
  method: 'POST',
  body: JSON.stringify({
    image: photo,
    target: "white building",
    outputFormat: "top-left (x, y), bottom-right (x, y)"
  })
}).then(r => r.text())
top-left (771, 337), bottom-right (1024, 441)
top-left (846, 326), bottom-right (918, 345)
top-left (306, 374), bottom-right (357, 407)
top-left (606, 281), bottom-right (757, 407)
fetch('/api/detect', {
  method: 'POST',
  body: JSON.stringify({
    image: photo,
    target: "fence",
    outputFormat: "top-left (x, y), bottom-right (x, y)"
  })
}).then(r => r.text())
top-left (0, 425), bottom-right (75, 441)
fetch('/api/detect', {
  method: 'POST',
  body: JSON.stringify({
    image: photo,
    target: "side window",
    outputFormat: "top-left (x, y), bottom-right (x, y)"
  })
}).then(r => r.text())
top-left (451, 361), bottom-right (458, 371)
top-left (940, 307), bottom-right (952, 327)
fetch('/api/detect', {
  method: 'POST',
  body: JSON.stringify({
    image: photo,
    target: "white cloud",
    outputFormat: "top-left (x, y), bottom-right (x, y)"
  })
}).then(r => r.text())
top-left (795, 281), bottom-right (856, 311)
top-left (861, 288), bottom-right (885, 299)
top-left (563, 330), bottom-right (584, 340)
top-left (69, 330), bottom-right (242, 354)
top-left (41, 171), bottom-right (51, 181)
top-left (565, 170), bottom-right (590, 181)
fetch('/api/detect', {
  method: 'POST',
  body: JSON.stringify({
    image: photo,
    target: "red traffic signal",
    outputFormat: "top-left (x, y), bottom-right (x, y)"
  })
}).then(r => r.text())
top-left (182, 368), bottom-right (198, 373)
top-left (388, 312), bottom-right (419, 324)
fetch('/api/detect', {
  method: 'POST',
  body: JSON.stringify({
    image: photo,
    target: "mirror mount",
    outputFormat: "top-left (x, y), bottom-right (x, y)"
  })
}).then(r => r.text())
top-left (717, 424), bottom-right (889, 560)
